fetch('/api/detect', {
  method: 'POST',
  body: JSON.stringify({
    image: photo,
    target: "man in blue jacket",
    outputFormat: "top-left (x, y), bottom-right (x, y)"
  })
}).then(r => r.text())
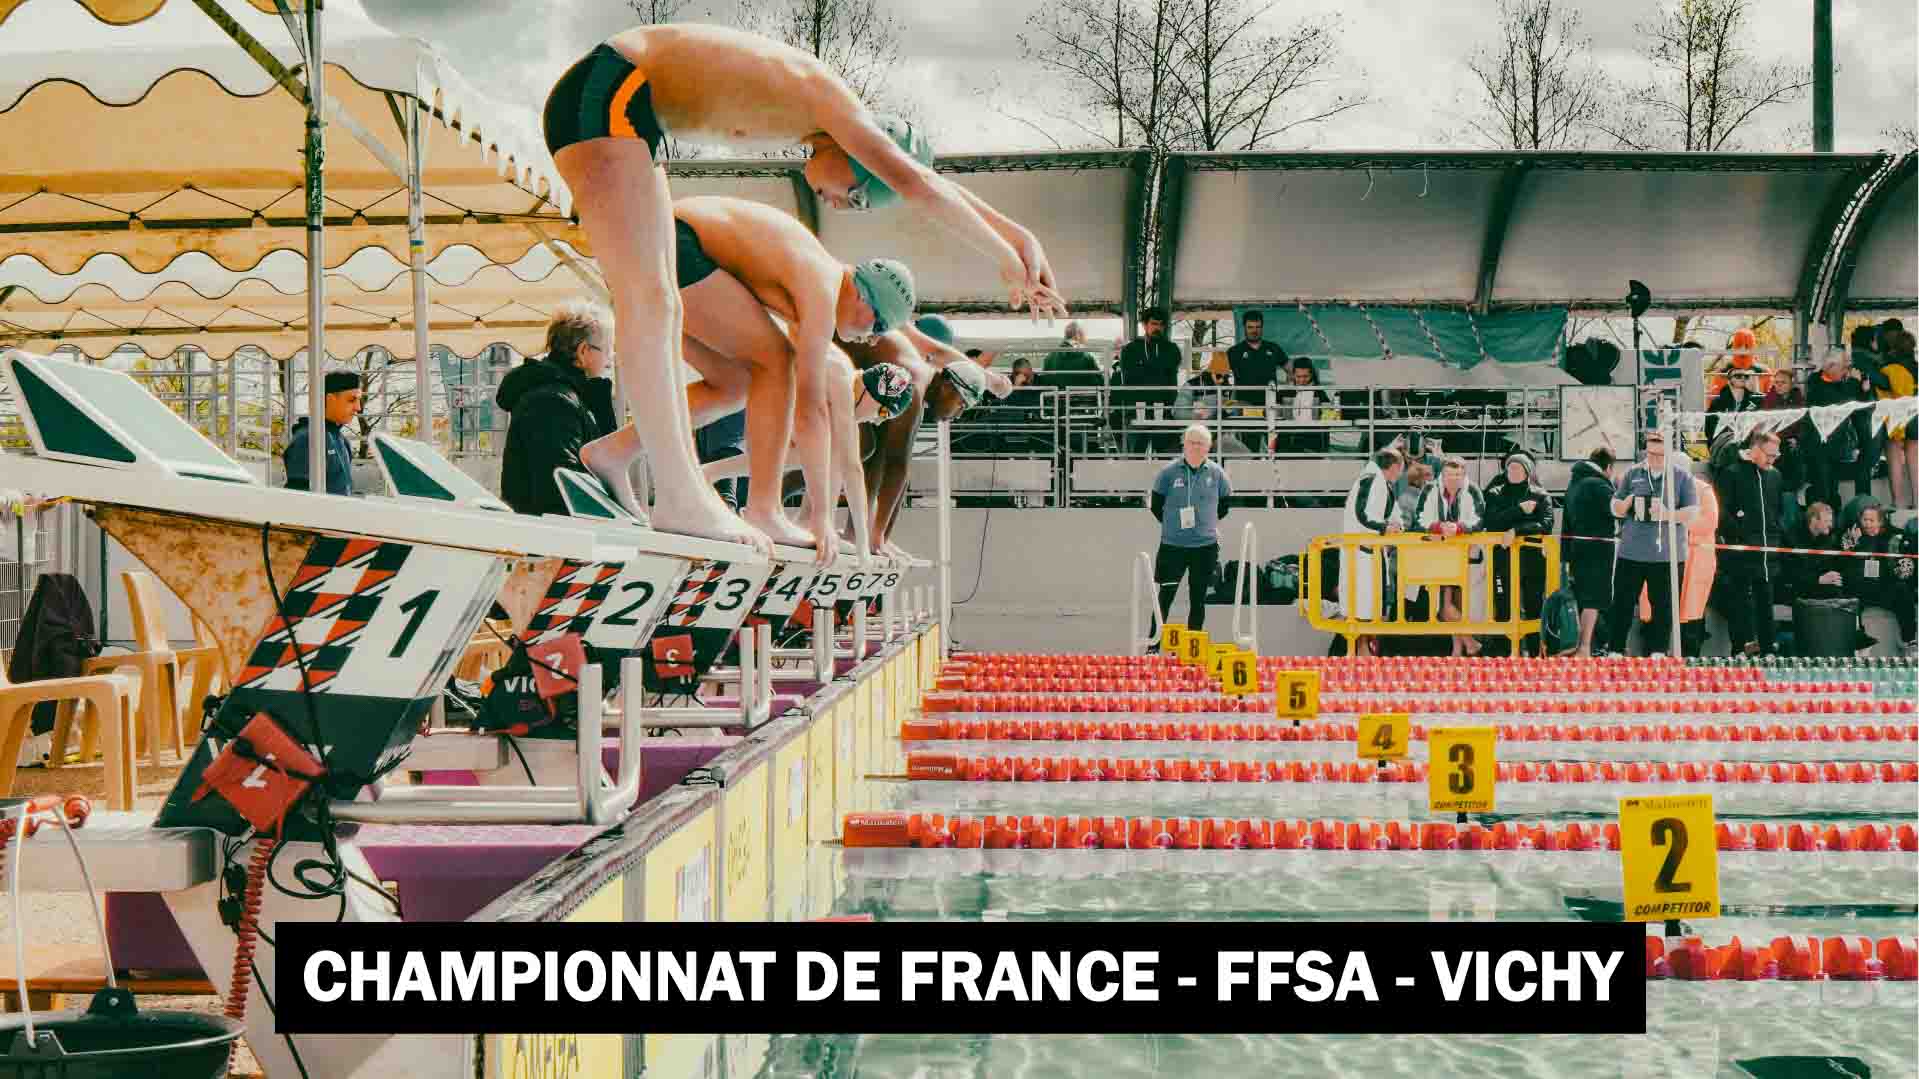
top-left (282, 369), bottom-right (361, 496)
top-left (1149, 424), bottom-right (1232, 636)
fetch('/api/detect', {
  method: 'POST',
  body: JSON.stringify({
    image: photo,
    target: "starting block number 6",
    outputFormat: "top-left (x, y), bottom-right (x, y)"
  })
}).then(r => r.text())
top-left (1221, 650), bottom-right (1257, 696)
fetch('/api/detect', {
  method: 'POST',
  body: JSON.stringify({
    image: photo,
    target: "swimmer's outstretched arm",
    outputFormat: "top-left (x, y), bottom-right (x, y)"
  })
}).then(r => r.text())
top-left (947, 185), bottom-right (1065, 320)
top-left (899, 324), bottom-right (1013, 398)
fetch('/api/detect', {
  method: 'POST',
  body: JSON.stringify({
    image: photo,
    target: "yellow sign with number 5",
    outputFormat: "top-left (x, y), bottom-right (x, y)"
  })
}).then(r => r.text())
top-left (1182, 629), bottom-right (1210, 666)
top-left (1357, 713), bottom-right (1409, 761)
top-left (1275, 669), bottom-right (1320, 719)
top-left (1618, 795), bottom-right (1719, 921)
top-left (1428, 727), bottom-right (1496, 813)
top-left (1161, 623), bottom-right (1185, 655)
top-left (1221, 650), bottom-right (1258, 696)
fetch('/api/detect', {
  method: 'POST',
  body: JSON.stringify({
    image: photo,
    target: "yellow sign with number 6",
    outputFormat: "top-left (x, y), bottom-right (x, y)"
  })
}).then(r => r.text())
top-left (1428, 727), bottom-right (1496, 813)
top-left (1182, 629), bottom-right (1211, 666)
top-left (1357, 713), bottom-right (1409, 761)
top-left (1161, 623), bottom-right (1185, 655)
top-left (1221, 650), bottom-right (1258, 696)
top-left (1618, 795), bottom-right (1720, 921)
top-left (1275, 669), bottom-right (1320, 719)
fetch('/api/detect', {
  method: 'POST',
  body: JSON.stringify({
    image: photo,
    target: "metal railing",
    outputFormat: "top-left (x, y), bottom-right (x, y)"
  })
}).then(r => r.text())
top-left (1300, 531), bottom-right (1560, 654)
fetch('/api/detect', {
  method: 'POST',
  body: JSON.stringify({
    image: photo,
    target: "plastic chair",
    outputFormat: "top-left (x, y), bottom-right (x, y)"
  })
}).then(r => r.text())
top-left (87, 572), bottom-right (185, 768)
top-left (0, 649), bottom-right (138, 810)
top-left (173, 615), bottom-right (224, 746)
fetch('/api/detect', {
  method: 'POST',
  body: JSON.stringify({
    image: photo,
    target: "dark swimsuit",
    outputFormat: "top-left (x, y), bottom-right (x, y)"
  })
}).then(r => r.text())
top-left (543, 43), bottom-right (668, 161)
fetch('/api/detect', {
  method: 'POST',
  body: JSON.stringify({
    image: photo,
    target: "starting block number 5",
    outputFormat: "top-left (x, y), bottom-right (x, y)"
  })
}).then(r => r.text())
top-left (1275, 670), bottom-right (1319, 720)
top-left (1358, 713), bottom-right (1410, 761)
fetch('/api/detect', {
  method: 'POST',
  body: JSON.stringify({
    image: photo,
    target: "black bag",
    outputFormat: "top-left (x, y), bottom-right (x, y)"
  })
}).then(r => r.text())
top-left (1210, 557), bottom-right (1301, 606)
top-left (1792, 597), bottom-right (1860, 658)
top-left (7, 573), bottom-right (101, 736)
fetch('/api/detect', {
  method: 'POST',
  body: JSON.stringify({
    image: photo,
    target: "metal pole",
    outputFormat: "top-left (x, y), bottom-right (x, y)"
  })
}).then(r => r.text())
top-left (1661, 401), bottom-right (1682, 658)
top-left (1813, 0), bottom-right (1833, 153)
top-left (937, 419), bottom-right (953, 660)
top-left (407, 99), bottom-right (434, 448)
top-left (303, 1), bottom-right (328, 492)
top-left (225, 351), bottom-right (239, 457)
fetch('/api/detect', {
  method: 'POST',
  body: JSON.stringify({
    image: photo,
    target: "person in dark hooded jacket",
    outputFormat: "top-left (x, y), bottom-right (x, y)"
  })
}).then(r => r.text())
top-left (1703, 368), bottom-right (1763, 442)
top-left (1482, 450), bottom-right (1555, 654)
top-left (498, 302), bottom-right (618, 518)
top-left (1560, 446), bottom-right (1617, 655)
top-left (1714, 429), bottom-right (1785, 656)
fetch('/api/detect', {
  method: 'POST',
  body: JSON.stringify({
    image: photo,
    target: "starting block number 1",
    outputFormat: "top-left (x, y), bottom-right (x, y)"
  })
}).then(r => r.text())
top-left (1619, 795), bottom-right (1720, 922)
top-left (1358, 713), bottom-right (1410, 761)
top-left (1221, 650), bottom-right (1257, 696)
top-left (1275, 670), bottom-right (1319, 720)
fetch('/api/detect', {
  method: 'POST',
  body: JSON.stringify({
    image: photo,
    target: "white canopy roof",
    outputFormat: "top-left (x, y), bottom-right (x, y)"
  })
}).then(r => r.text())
top-left (1835, 152), bottom-right (1917, 313)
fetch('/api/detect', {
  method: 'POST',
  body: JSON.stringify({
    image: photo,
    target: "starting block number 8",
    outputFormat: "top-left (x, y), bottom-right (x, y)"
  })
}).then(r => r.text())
top-left (1181, 630), bottom-right (1211, 666)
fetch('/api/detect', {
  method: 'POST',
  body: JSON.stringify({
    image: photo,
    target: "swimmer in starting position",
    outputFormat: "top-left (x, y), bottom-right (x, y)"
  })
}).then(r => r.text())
top-left (542, 23), bottom-right (1066, 548)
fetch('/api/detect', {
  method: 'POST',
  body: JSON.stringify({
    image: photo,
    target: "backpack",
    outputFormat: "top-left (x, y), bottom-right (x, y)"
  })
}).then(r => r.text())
top-left (1541, 585), bottom-right (1581, 656)
top-left (6, 573), bottom-right (101, 737)
top-left (1209, 557), bottom-right (1301, 606)
top-left (1707, 424), bottom-right (1744, 482)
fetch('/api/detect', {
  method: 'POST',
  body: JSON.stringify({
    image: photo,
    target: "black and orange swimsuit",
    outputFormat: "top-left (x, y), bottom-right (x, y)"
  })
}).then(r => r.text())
top-left (543, 44), bottom-right (667, 160)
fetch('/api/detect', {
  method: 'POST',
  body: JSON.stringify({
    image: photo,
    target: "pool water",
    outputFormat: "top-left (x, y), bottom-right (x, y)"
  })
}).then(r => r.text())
top-left (750, 660), bottom-right (1919, 1079)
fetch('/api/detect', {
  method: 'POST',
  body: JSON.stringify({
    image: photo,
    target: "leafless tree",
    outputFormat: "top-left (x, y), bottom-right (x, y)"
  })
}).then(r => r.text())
top-left (1600, 0), bottom-right (1811, 152)
top-left (744, 0), bottom-right (917, 120)
top-left (1169, 0), bottom-right (1365, 152)
top-left (1017, 0), bottom-right (1188, 152)
top-left (1881, 123), bottom-right (1918, 151)
top-left (1456, 0), bottom-right (1605, 150)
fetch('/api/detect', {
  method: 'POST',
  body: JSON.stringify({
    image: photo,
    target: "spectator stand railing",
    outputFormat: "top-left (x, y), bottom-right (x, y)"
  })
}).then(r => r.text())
top-left (1300, 531), bottom-right (1560, 655)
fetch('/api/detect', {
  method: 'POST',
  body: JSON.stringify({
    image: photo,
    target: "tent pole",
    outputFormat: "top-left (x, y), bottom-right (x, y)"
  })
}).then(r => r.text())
top-left (407, 99), bottom-right (433, 448)
top-left (1661, 399), bottom-right (1682, 659)
top-left (303, 0), bottom-right (327, 492)
top-left (937, 419), bottom-right (953, 661)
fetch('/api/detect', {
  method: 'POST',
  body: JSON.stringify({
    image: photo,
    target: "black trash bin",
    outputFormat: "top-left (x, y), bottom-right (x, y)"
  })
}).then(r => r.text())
top-left (1792, 597), bottom-right (1861, 657)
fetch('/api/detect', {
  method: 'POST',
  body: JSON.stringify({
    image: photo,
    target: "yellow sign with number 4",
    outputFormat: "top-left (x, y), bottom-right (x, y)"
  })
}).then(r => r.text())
top-left (1619, 795), bottom-right (1719, 921)
top-left (1182, 629), bottom-right (1211, 666)
top-left (1275, 670), bottom-right (1319, 720)
top-left (1161, 623), bottom-right (1185, 655)
top-left (1208, 642), bottom-right (1236, 676)
top-left (1428, 727), bottom-right (1495, 813)
top-left (1357, 713), bottom-right (1409, 761)
top-left (1221, 650), bottom-right (1258, 696)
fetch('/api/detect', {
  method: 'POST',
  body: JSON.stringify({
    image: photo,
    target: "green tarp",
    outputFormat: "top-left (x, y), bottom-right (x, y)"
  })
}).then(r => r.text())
top-left (1233, 305), bottom-right (1567, 369)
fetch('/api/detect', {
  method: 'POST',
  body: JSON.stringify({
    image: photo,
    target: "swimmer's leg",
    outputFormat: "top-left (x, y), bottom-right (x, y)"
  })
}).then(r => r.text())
top-left (554, 138), bottom-right (769, 553)
top-left (681, 270), bottom-right (814, 549)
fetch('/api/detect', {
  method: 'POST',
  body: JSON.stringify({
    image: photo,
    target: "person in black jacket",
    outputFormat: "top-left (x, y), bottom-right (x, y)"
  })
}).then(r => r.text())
top-left (1806, 348), bottom-right (1866, 511)
top-left (1227, 310), bottom-right (1288, 406)
top-left (1714, 429), bottom-right (1785, 656)
top-left (1482, 450), bottom-right (1555, 655)
top-left (497, 302), bottom-right (618, 518)
top-left (1842, 505), bottom-right (1917, 648)
top-left (1780, 501), bottom-right (1845, 607)
top-left (282, 369), bottom-right (361, 496)
top-left (1703, 368), bottom-right (1762, 442)
top-left (1114, 306), bottom-right (1182, 452)
top-left (1560, 447), bottom-right (1618, 656)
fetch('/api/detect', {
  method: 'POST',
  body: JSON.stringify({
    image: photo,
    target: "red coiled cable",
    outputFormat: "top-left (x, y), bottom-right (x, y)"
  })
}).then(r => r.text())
top-left (224, 837), bottom-right (275, 1027)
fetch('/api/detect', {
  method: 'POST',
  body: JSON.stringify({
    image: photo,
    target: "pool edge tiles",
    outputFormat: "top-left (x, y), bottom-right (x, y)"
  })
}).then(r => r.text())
top-left (468, 622), bottom-right (935, 1079)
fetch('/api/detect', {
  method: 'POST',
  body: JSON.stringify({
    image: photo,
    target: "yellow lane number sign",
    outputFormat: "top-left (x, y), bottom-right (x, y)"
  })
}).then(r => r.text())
top-left (1618, 795), bottom-right (1719, 922)
top-left (1161, 623), bottom-right (1184, 655)
top-left (1357, 713), bottom-right (1409, 762)
top-left (1208, 642), bottom-right (1236, 677)
top-left (1275, 669), bottom-right (1320, 720)
top-left (1428, 727), bottom-right (1495, 813)
top-left (1221, 650), bottom-right (1258, 696)
top-left (1181, 629), bottom-right (1211, 666)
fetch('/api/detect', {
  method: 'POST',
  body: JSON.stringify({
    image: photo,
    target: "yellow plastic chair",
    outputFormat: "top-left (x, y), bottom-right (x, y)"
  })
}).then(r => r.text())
top-left (87, 572), bottom-right (185, 768)
top-left (0, 648), bottom-right (139, 810)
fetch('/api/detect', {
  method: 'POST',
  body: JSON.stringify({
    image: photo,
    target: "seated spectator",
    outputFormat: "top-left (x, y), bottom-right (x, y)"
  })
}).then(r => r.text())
top-left (1560, 446), bottom-right (1617, 656)
top-left (1878, 329), bottom-right (1916, 510)
top-left (1482, 451), bottom-right (1554, 655)
top-left (1781, 501), bottom-right (1844, 606)
top-left (1009, 357), bottom-right (1037, 388)
top-left (1841, 504), bottom-right (1916, 650)
top-left (1761, 366), bottom-right (1809, 497)
top-left (498, 301), bottom-right (618, 517)
top-left (1042, 321), bottom-right (1101, 376)
top-left (1227, 310), bottom-right (1288, 406)
top-left (1415, 455), bottom-right (1487, 656)
top-left (1704, 366), bottom-right (1762, 442)
top-left (1271, 358), bottom-right (1331, 455)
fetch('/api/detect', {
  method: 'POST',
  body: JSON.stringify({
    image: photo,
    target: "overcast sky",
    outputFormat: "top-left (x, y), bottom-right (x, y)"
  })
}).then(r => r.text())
top-left (362, 0), bottom-right (1916, 154)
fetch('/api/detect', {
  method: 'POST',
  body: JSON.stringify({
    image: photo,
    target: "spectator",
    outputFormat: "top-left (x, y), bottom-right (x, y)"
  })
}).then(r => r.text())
top-left (1842, 504), bottom-right (1916, 650)
top-left (1851, 323), bottom-right (1893, 502)
top-left (1606, 431), bottom-right (1698, 656)
top-left (1394, 461), bottom-right (1433, 528)
top-left (283, 368), bottom-right (362, 496)
top-left (1115, 306), bottom-right (1182, 452)
top-left (1642, 461), bottom-right (1719, 657)
top-left (1148, 423), bottom-right (1231, 635)
top-left (1341, 447), bottom-right (1405, 653)
top-left (1714, 429), bottom-right (1784, 656)
top-left (1878, 329), bottom-right (1916, 509)
top-left (1009, 357), bottom-right (1037, 388)
top-left (1415, 454), bottom-right (1487, 656)
top-left (1704, 366), bottom-right (1762, 442)
top-left (1805, 348), bottom-right (1865, 512)
top-left (1761, 366), bottom-right (1809, 496)
top-left (1271, 358), bottom-right (1330, 455)
top-left (1227, 310), bottom-right (1288, 406)
top-left (1560, 446), bottom-right (1618, 656)
top-left (1781, 501), bottom-right (1845, 607)
top-left (1042, 321), bottom-right (1102, 376)
top-left (1482, 451), bottom-right (1554, 655)
top-left (498, 301), bottom-right (618, 517)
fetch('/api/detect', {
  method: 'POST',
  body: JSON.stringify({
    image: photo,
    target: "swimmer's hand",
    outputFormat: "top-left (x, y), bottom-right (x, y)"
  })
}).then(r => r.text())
top-left (985, 369), bottom-right (1014, 399)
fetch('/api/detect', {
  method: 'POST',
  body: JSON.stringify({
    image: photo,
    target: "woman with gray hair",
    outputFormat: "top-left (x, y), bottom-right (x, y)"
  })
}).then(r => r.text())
top-left (496, 300), bottom-right (620, 518)
top-left (1805, 346), bottom-right (1866, 512)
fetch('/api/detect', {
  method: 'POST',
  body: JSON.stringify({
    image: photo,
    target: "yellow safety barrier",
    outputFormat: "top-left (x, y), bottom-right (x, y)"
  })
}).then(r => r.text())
top-left (1301, 531), bottom-right (1559, 654)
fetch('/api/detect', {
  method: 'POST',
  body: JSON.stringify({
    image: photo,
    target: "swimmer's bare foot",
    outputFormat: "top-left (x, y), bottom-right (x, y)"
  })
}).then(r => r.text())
top-left (579, 439), bottom-right (648, 521)
top-left (650, 487), bottom-right (773, 555)
top-left (742, 505), bottom-right (817, 551)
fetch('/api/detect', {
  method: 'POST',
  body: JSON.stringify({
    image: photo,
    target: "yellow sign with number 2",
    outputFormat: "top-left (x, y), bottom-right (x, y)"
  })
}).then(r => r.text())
top-left (1618, 794), bottom-right (1720, 921)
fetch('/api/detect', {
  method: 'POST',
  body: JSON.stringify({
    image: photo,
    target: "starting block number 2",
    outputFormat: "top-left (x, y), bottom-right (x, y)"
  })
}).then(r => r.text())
top-left (1619, 795), bottom-right (1720, 922)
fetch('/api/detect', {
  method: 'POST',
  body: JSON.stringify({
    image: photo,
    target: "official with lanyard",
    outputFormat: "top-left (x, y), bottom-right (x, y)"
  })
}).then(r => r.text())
top-left (1149, 423), bottom-right (1232, 638)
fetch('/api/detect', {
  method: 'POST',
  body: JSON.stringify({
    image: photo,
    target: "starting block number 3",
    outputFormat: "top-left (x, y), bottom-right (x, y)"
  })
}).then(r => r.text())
top-left (1358, 713), bottom-right (1410, 761)
top-left (1275, 670), bottom-right (1319, 720)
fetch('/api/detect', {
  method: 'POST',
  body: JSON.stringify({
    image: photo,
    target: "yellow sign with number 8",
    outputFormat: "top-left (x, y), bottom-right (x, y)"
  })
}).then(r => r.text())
top-left (1357, 713), bottom-right (1410, 761)
top-left (1221, 650), bottom-right (1257, 695)
top-left (1161, 623), bottom-right (1184, 655)
top-left (1182, 629), bottom-right (1210, 666)
top-left (1275, 669), bottom-right (1320, 719)
top-left (1428, 727), bottom-right (1496, 813)
top-left (1619, 795), bottom-right (1720, 921)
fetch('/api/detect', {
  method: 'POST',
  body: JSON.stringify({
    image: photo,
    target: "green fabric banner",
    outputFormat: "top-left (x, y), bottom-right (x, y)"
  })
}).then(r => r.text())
top-left (1232, 305), bottom-right (1567, 369)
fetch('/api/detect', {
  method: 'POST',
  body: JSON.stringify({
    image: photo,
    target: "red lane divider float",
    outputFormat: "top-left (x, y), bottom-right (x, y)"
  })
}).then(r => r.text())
top-left (919, 691), bottom-right (1915, 717)
top-left (841, 812), bottom-right (1918, 853)
top-left (902, 752), bottom-right (1919, 787)
top-left (1646, 936), bottom-right (1917, 981)
top-left (903, 717), bottom-right (1918, 746)
top-left (939, 674), bottom-right (1887, 698)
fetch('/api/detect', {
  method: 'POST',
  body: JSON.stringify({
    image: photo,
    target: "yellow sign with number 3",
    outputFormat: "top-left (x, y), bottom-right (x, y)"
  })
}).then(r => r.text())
top-left (1428, 727), bottom-right (1496, 813)
top-left (1182, 629), bottom-right (1211, 666)
top-left (1275, 669), bottom-right (1319, 720)
top-left (1221, 650), bottom-right (1257, 696)
top-left (1618, 795), bottom-right (1720, 921)
top-left (1357, 713), bottom-right (1410, 761)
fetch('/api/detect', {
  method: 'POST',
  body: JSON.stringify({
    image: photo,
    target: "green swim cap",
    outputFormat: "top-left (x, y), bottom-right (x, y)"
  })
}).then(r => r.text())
top-left (846, 116), bottom-right (934, 211)
top-left (913, 314), bottom-right (956, 347)
top-left (851, 258), bottom-right (916, 337)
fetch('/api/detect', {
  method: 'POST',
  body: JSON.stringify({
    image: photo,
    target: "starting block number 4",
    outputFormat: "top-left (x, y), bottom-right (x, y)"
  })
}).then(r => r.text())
top-left (1207, 642), bottom-right (1236, 677)
top-left (1275, 670), bottom-right (1319, 720)
top-left (1181, 630), bottom-right (1211, 666)
top-left (1619, 795), bottom-right (1720, 922)
top-left (1428, 727), bottom-right (1495, 813)
top-left (1220, 650), bottom-right (1257, 696)
top-left (1357, 713), bottom-right (1410, 762)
